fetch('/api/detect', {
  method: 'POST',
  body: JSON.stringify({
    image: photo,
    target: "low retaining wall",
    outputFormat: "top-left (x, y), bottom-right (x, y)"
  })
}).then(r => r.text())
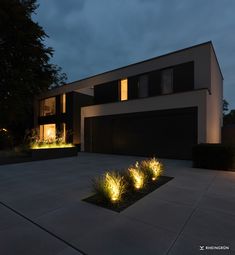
top-left (31, 147), bottom-right (78, 160)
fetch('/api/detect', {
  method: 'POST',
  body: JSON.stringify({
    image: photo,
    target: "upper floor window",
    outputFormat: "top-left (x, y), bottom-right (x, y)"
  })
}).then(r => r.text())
top-left (40, 97), bottom-right (56, 116)
top-left (60, 93), bottom-right (66, 113)
top-left (138, 75), bottom-right (148, 98)
top-left (161, 68), bottom-right (173, 94)
top-left (120, 78), bottom-right (128, 101)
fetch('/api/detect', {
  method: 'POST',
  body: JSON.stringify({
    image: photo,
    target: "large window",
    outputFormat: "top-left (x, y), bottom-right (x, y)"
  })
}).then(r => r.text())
top-left (60, 94), bottom-right (66, 113)
top-left (138, 75), bottom-right (148, 98)
top-left (40, 124), bottom-right (56, 141)
top-left (173, 62), bottom-right (194, 92)
top-left (120, 78), bottom-right (128, 101)
top-left (94, 81), bottom-right (119, 104)
top-left (40, 97), bottom-right (56, 116)
top-left (161, 68), bottom-right (173, 94)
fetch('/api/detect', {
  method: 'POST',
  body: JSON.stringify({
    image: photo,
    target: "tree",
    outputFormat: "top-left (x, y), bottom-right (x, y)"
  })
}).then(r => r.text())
top-left (224, 110), bottom-right (235, 126)
top-left (223, 99), bottom-right (229, 116)
top-left (0, 0), bottom-right (66, 143)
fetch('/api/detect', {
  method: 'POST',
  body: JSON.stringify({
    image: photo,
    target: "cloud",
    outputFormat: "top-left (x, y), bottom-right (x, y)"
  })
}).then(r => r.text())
top-left (35, 0), bottom-right (235, 109)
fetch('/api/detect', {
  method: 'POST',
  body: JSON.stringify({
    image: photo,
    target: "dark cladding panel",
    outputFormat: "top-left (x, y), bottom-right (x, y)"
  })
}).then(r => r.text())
top-left (86, 116), bottom-right (113, 153)
top-left (128, 76), bottom-right (139, 99)
top-left (94, 81), bottom-right (119, 104)
top-left (84, 107), bottom-right (197, 159)
top-left (84, 118), bottom-right (92, 152)
top-left (148, 70), bottom-right (162, 96)
top-left (173, 62), bottom-right (194, 93)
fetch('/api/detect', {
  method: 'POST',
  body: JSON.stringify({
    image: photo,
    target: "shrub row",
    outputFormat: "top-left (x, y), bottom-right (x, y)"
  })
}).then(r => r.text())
top-left (192, 143), bottom-right (235, 170)
top-left (92, 157), bottom-right (164, 204)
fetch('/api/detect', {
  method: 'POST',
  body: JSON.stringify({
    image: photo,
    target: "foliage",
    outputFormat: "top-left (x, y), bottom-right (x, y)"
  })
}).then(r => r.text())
top-left (92, 158), bottom-right (165, 205)
top-left (128, 162), bottom-right (146, 190)
top-left (223, 109), bottom-right (235, 126)
top-left (223, 99), bottom-right (229, 115)
top-left (192, 143), bottom-right (234, 170)
top-left (0, 0), bottom-right (67, 142)
top-left (93, 171), bottom-right (127, 203)
top-left (0, 129), bottom-right (13, 150)
top-left (140, 157), bottom-right (164, 181)
top-left (24, 128), bottom-right (73, 149)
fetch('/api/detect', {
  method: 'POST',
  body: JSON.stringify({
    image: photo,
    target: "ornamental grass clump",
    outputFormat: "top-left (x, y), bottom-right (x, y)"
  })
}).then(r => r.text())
top-left (93, 171), bottom-right (127, 203)
top-left (128, 162), bottom-right (146, 190)
top-left (140, 157), bottom-right (164, 181)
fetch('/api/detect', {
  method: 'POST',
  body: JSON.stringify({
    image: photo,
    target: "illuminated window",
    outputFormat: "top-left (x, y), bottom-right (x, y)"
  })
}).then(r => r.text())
top-left (39, 124), bottom-right (56, 141)
top-left (120, 79), bottom-right (128, 101)
top-left (61, 94), bottom-right (66, 113)
top-left (40, 97), bottom-right (56, 116)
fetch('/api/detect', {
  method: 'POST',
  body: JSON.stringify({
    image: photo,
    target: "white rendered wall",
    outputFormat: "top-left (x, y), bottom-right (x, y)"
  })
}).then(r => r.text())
top-left (206, 47), bottom-right (223, 143)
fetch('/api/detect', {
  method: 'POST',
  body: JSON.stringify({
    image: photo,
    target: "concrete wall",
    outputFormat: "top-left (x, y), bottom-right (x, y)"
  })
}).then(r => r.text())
top-left (80, 89), bottom-right (208, 151)
top-left (205, 45), bottom-right (223, 143)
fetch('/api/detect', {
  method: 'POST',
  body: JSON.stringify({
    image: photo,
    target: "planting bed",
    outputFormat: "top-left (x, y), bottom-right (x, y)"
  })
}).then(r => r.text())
top-left (83, 175), bottom-right (173, 212)
top-left (31, 146), bottom-right (77, 160)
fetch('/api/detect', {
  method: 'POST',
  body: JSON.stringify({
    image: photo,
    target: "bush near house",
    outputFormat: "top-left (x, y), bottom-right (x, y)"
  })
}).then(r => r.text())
top-left (192, 143), bottom-right (235, 170)
top-left (0, 129), bottom-right (13, 150)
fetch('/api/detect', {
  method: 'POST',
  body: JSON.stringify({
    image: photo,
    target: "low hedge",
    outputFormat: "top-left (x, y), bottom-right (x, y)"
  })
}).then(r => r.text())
top-left (192, 143), bottom-right (234, 170)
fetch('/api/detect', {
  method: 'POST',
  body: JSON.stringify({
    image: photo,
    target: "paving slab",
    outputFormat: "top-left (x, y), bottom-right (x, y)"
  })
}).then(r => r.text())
top-left (178, 208), bottom-right (235, 250)
top-left (168, 232), bottom-right (233, 255)
top-left (72, 215), bottom-right (177, 255)
top-left (122, 195), bottom-right (194, 233)
top-left (0, 203), bottom-right (28, 232)
top-left (57, 247), bottom-right (83, 255)
top-left (0, 204), bottom-right (73, 255)
top-left (197, 193), bottom-right (235, 216)
top-left (35, 201), bottom-right (118, 243)
top-left (0, 153), bottom-right (235, 255)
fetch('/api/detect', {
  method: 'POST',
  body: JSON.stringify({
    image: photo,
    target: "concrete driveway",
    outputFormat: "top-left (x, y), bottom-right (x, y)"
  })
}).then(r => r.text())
top-left (0, 153), bottom-right (234, 255)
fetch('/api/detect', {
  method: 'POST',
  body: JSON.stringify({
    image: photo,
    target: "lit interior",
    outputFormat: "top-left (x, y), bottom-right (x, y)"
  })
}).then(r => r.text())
top-left (61, 93), bottom-right (66, 113)
top-left (62, 123), bottom-right (66, 142)
top-left (40, 124), bottom-right (56, 141)
top-left (121, 79), bottom-right (128, 101)
top-left (40, 97), bottom-right (56, 116)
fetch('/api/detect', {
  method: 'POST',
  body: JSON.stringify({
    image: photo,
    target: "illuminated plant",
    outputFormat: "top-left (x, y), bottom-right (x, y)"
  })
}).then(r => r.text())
top-left (93, 171), bottom-right (127, 203)
top-left (128, 162), bottom-right (146, 190)
top-left (140, 157), bottom-right (163, 181)
top-left (25, 128), bottom-right (74, 149)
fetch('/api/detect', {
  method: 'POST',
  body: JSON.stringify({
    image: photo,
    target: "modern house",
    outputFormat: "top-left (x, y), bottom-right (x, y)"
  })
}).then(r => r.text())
top-left (34, 41), bottom-right (223, 159)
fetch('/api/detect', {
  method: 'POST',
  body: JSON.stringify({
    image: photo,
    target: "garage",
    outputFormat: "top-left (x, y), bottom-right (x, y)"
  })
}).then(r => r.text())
top-left (84, 107), bottom-right (198, 159)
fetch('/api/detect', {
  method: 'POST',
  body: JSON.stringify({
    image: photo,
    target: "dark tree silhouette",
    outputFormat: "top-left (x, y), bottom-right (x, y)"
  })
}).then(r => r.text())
top-left (223, 99), bottom-right (229, 115)
top-left (0, 0), bottom-right (67, 144)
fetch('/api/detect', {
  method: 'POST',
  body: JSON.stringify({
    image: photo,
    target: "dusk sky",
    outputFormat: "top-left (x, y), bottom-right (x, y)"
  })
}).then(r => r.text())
top-left (35, 0), bottom-right (235, 110)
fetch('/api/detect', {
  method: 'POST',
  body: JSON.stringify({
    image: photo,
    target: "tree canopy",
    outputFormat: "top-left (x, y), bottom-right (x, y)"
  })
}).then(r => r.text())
top-left (0, 0), bottom-right (66, 140)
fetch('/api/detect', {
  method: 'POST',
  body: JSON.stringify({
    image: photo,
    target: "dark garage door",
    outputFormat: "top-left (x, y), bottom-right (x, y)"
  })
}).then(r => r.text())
top-left (84, 107), bottom-right (197, 159)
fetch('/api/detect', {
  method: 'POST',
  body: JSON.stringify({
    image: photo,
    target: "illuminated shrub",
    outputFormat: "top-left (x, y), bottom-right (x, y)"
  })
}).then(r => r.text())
top-left (93, 171), bottom-right (127, 203)
top-left (91, 158), bottom-right (164, 206)
top-left (140, 157), bottom-right (163, 181)
top-left (128, 162), bottom-right (146, 190)
top-left (25, 128), bottom-right (74, 149)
